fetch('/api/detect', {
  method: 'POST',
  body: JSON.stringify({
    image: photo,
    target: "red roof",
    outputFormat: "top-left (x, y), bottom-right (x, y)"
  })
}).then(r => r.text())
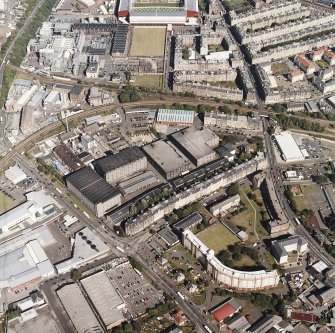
top-left (212, 304), bottom-right (236, 322)
top-left (291, 312), bottom-right (317, 323)
top-left (187, 10), bottom-right (199, 17)
top-left (118, 10), bottom-right (129, 17)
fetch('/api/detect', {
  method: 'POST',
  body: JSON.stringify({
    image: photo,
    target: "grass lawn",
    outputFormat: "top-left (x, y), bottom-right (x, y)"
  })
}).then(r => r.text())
top-left (190, 291), bottom-right (206, 305)
top-left (0, 192), bottom-right (15, 213)
top-left (293, 185), bottom-right (316, 211)
top-left (230, 187), bottom-right (269, 244)
top-left (233, 254), bottom-right (256, 268)
top-left (134, 75), bottom-right (163, 89)
top-left (198, 223), bottom-right (238, 254)
top-left (271, 63), bottom-right (290, 75)
top-left (212, 81), bottom-right (238, 89)
top-left (130, 28), bottom-right (166, 57)
top-left (165, 244), bottom-right (197, 271)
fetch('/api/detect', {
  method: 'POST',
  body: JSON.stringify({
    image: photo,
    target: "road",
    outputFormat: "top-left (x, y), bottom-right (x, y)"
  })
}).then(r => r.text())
top-left (263, 118), bottom-right (335, 268)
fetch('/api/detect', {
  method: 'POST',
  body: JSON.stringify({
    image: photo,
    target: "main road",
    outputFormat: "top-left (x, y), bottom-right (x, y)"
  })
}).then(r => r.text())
top-left (262, 118), bottom-right (335, 268)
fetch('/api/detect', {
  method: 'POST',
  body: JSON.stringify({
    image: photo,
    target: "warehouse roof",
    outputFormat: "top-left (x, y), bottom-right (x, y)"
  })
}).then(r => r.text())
top-left (66, 167), bottom-right (120, 204)
top-left (82, 271), bottom-right (124, 328)
top-left (274, 132), bottom-right (304, 161)
top-left (118, 171), bottom-right (157, 195)
top-left (142, 140), bottom-right (191, 174)
top-left (170, 127), bottom-right (218, 160)
top-left (157, 109), bottom-right (194, 124)
top-left (211, 299), bottom-right (240, 323)
top-left (94, 147), bottom-right (145, 175)
top-left (57, 284), bottom-right (103, 333)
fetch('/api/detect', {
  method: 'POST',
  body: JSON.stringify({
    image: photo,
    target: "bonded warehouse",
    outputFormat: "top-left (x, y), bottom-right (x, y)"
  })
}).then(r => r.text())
top-left (94, 147), bottom-right (147, 183)
top-left (66, 166), bottom-right (121, 218)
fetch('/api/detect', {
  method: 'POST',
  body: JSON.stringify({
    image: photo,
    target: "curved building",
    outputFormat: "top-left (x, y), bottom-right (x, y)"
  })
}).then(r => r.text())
top-left (182, 229), bottom-right (279, 291)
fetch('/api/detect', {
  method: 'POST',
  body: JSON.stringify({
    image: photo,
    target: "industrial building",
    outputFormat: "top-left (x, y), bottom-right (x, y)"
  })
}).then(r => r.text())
top-left (81, 271), bottom-right (125, 330)
top-left (117, 0), bottom-right (199, 25)
top-left (94, 147), bottom-right (147, 183)
top-left (118, 171), bottom-right (158, 196)
top-left (0, 239), bottom-right (55, 290)
top-left (210, 194), bottom-right (240, 216)
top-left (169, 127), bottom-right (219, 167)
top-left (182, 230), bottom-right (279, 290)
top-left (54, 144), bottom-right (84, 172)
top-left (271, 235), bottom-right (308, 264)
top-left (274, 132), bottom-right (305, 162)
top-left (142, 140), bottom-right (192, 180)
top-left (211, 299), bottom-right (241, 324)
top-left (57, 283), bottom-right (103, 333)
top-left (156, 109), bottom-right (195, 126)
top-left (56, 227), bottom-right (109, 274)
top-left (66, 166), bottom-right (121, 218)
top-left (5, 164), bottom-right (27, 184)
top-left (0, 190), bottom-right (56, 235)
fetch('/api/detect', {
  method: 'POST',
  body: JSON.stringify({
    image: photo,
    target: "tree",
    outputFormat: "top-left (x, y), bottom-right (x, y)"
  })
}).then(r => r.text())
top-left (123, 322), bottom-right (133, 333)
top-left (272, 103), bottom-right (284, 113)
top-left (315, 175), bottom-right (328, 184)
top-left (226, 183), bottom-right (240, 196)
top-left (70, 269), bottom-right (81, 281)
top-left (219, 105), bottom-right (232, 114)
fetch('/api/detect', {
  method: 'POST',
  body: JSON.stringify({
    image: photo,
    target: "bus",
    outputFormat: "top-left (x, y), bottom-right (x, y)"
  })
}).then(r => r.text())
top-left (204, 325), bottom-right (213, 333)
top-left (83, 211), bottom-right (90, 218)
top-left (116, 246), bottom-right (125, 253)
top-left (294, 217), bottom-right (301, 225)
top-left (55, 188), bottom-right (62, 194)
top-left (177, 292), bottom-right (185, 300)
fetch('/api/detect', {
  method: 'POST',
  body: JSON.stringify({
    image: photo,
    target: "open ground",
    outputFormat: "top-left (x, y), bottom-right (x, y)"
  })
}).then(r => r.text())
top-left (198, 223), bottom-right (238, 254)
top-left (130, 28), bottom-right (166, 57)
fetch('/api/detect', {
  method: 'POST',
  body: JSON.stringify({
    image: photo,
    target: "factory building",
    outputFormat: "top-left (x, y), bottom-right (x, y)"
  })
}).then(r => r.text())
top-left (156, 109), bottom-right (195, 126)
top-left (0, 191), bottom-right (56, 235)
top-left (94, 147), bottom-right (147, 183)
top-left (66, 166), bottom-right (121, 218)
top-left (0, 239), bottom-right (55, 290)
top-left (169, 127), bottom-right (219, 167)
top-left (81, 271), bottom-right (125, 330)
top-left (182, 230), bottom-right (279, 290)
top-left (5, 164), bottom-right (27, 184)
top-left (142, 140), bottom-right (192, 180)
top-left (271, 235), bottom-right (308, 264)
top-left (54, 144), bottom-right (84, 172)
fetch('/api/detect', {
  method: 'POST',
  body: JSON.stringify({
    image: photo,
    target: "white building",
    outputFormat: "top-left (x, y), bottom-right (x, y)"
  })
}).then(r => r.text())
top-left (271, 235), bottom-right (308, 264)
top-left (55, 227), bottom-right (109, 274)
top-left (182, 230), bottom-right (279, 290)
top-left (274, 132), bottom-right (305, 162)
top-left (5, 165), bottom-right (27, 184)
top-left (0, 191), bottom-right (56, 235)
top-left (0, 240), bottom-right (55, 290)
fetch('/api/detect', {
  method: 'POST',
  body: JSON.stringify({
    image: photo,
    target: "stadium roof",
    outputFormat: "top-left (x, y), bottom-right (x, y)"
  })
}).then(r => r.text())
top-left (157, 109), bottom-right (194, 124)
top-left (66, 167), bottom-right (120, 204)
top-left (94, 147), bottom-right (145, 175)
top-left (274, 132), bottom-right (304, 161)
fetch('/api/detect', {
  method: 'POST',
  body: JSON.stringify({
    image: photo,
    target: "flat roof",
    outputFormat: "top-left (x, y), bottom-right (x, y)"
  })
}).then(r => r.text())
top-left (118, 171), bottom-right (158, 195)
top-left (66, 167), bottom-right (120, 204)
top-left (55, 227), bottom-right (109, 274)
top-left (157, 109), bottom-right (194, 124)
top-left (142, 140), bottom-right (191, 174)
top-left (94, 147), bottom-right (145, 175)
top-left (81, 271), bottom-right (124, 328)
top-left (170, 127), bottom-right (218, 160)
top-left (274, 132), bottom-right (304, 161)
top-left (57, 283), bottom-right (103, 333)
top-left (5, 165), bottom-right (27, 184)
